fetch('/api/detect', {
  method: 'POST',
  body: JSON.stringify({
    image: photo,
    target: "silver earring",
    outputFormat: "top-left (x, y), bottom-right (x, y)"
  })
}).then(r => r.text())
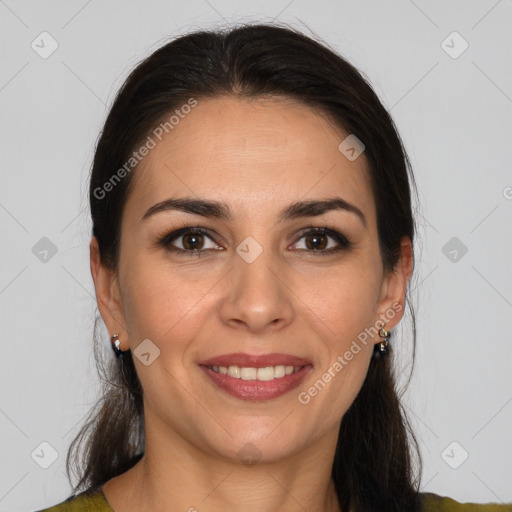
top-left (110, 334), bottom-right (125, 359)
top-left (373, 324), bottom-right (390, 358)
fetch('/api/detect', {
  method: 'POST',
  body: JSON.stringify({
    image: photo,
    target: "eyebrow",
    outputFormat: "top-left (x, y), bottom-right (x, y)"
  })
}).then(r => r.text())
top-left (141, 196), bottom-right (367, 228)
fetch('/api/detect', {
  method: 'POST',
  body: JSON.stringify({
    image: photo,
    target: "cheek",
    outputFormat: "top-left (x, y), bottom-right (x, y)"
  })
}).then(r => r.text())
top-left (299, 265), bottom-right (380, 405)
top-left (304, 262), bottom-right (381, 340)
top-left (119, 256), bottom-right (217, 346)
top-left (303, 287), bottom-right (376, 422)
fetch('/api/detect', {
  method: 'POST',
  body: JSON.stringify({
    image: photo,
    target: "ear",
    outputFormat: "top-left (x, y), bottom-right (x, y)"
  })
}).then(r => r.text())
top-left (90, 237), bottom-right (128, 350)
top-left (376, 236), bottom-right (414, 330)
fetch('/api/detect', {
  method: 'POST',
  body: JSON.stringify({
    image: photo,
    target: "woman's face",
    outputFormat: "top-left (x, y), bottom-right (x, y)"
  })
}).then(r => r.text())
top-left (93, 96), bottom-right (411, 464)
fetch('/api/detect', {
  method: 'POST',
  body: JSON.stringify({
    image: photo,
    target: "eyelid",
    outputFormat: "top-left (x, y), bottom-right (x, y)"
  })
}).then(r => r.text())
top-left (157, 223), bottom-right (352, 255)
top-left (291, 226), bottom-right (351, 253)
top-left (158, 226), bottom-right (222, 251)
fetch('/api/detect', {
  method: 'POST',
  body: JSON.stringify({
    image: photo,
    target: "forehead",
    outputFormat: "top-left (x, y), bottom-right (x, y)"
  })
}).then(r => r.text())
top-left (126, 96), bottom-right (375, 223)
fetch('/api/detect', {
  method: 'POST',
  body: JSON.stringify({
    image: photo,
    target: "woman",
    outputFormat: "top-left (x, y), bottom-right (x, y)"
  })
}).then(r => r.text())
top-left (35, 23), bottom-right (511, 512)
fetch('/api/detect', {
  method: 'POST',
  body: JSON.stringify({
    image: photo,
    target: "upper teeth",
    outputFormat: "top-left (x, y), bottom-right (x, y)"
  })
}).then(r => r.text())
top-left (208, 365), bottom-right (301, 381)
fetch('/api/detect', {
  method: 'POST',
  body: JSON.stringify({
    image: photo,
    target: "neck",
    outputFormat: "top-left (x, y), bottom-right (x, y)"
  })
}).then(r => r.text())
top-left (103, 416), bottom-right (342, 512)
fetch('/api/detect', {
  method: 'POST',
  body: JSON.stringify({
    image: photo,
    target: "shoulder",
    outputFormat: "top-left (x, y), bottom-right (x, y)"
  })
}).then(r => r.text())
top-left (33, 487), bottom-right (113, 512)
top-left (420, 492), bottom-right (512, 511)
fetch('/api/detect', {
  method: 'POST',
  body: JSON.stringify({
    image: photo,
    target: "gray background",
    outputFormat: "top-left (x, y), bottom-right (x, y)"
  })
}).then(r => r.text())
top-left (1, 1), bottom-right (511, 510)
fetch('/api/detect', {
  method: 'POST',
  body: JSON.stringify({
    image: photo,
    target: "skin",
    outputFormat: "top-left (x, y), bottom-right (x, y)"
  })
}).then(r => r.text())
top-left (91, 96), bottom-right (413, 512)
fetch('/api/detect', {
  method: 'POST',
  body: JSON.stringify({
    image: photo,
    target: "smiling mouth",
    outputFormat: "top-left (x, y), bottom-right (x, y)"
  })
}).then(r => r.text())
top-left (205, 364), bottom-right (303, 381)
top-left (199, 363), bottom-right (313, 401)
top-left (198, 352), bottom-right (313, 400)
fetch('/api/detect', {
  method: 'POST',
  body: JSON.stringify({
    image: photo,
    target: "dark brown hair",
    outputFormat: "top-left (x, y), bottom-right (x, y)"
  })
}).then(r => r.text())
top-left (67, 22), bottom-right (421, 511)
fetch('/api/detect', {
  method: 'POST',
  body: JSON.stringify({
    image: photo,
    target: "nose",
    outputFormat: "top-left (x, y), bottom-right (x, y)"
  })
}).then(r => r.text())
top-left (218, 242), bottom-right (294, 333)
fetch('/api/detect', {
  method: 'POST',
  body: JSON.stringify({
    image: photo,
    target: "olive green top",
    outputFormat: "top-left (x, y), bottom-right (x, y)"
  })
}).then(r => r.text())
top-left (34, 488), bottom-right (512, 511)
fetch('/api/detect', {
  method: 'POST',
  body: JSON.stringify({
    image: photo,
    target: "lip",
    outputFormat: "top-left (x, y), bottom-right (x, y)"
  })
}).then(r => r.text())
top-left (198, 352), bottom-right (312, 368)
top-left (199, 364), bottom-right (313, 401)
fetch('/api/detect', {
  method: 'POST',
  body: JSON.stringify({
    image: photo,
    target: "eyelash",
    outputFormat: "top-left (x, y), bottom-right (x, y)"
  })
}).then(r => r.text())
top-left (157, 224), bottom-right (352, 258)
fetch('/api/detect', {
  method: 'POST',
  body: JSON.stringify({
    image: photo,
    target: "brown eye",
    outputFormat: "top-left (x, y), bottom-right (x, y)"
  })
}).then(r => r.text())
top-left (182, 232), bottom-right (205, 250)
top-left (292, 227), bottom-right (351, 255)
top-left (304, 232), bottom-right (328, 251)
top-left (159, 227), bottom-right (223, 256)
